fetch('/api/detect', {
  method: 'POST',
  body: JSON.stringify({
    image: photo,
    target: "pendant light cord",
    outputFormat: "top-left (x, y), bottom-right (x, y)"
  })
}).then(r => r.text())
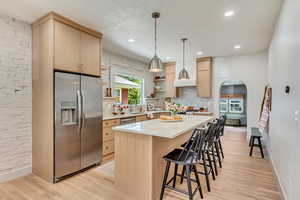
top-left (183, 39), bottom-right (185, 69)
top-left (154, 17), bottom-right (157, 56)
top-left (182, 38), bottom-right (187, 69)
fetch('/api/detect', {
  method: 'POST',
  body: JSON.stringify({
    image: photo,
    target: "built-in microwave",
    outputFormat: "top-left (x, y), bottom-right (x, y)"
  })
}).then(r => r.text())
top-left (229, 98), bottom-right (244, 114)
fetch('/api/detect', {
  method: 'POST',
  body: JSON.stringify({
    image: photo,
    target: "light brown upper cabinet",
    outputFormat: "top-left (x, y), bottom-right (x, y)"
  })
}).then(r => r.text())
top-left (54, 21), bottom-right (101, 76)
top-left (196, 57), bottom-right (212, 98)
top-left (33, 12), bottom-right (102, 77)
top-left (54, 21), bottom-right (81, 73)
top-left (165, 62), bottom-right (179, 98)
top-left (80, 32), bottom-right (101, 76)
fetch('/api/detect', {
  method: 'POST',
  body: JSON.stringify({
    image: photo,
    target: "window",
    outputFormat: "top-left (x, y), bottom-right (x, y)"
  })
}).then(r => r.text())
top-left (113, 74), bottom-right (143, 105)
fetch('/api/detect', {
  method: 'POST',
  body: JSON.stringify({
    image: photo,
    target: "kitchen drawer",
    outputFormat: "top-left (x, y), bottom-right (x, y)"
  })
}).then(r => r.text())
top-left (136, 115), bottom-right (147, 122)
top-left (160, 112), bottom-right (170, 116)
top-left (103, 140), bottom-right (114, 155)
top-left (103, 128), bottom-right (114, 141)
top-left (153, 113), bottom-right (160, 119)
top-left (103, 119), bottom-right (120, 128)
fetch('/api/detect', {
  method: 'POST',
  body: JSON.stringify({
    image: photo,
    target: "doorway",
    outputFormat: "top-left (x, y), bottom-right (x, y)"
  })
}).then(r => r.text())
top-left (219, 80), bottom-right (247, 127)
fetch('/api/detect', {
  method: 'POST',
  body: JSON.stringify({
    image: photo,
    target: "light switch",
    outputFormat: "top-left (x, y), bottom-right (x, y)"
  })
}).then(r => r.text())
top-left (295, 110), bottom-right (299, 127)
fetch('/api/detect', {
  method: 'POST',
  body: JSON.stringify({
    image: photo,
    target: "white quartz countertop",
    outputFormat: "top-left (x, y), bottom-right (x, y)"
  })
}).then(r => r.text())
top-left (112, 115), bottom-right (214, 139)
top-left (103, 110), bottom-right (169, 120)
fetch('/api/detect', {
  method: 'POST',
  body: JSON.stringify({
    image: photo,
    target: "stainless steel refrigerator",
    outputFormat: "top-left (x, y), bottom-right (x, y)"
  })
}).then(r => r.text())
top-left (54, 71), bottom-right (102, 181)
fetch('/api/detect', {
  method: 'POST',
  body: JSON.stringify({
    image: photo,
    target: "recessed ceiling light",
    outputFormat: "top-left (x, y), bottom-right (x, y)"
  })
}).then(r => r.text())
top-left (234, 45), bottom-right (241, 50)
top-left (197, 51), bottom-right (203, 56)
top-left (224, 11), bottom-right (235, 17)
top-left (166, 57), bottom-right (171, 60)
top-left (128, 38), bottom-right (135, 42)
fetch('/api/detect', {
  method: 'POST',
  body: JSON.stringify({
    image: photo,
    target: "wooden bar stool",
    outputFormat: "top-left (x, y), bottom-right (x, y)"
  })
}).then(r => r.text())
top-left (249, 127), bottom-right (264, 158)
top-left (159, 129), bottom-right (206, 200)
top-left (218, 115), bottom-right (226, 159)
top-left (180, 123), bottom-right (216, 192)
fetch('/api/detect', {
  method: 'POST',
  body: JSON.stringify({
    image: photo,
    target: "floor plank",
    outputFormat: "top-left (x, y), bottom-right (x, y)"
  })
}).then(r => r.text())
top-left (0, 128), bottom-right (281, 200)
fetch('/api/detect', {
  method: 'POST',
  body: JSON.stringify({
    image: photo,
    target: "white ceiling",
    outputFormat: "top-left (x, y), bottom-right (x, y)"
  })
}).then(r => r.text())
top-left (0, 0), bottom-right (282, 63)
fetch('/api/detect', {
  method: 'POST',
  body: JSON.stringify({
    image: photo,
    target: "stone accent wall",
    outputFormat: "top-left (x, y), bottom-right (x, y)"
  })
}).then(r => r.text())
top-left (0, 15), bottom-right (32, 182)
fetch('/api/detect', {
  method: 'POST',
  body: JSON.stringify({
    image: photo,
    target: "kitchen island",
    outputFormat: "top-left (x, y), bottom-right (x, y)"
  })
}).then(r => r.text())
top-left (112, 115), bottom-right (214, 200)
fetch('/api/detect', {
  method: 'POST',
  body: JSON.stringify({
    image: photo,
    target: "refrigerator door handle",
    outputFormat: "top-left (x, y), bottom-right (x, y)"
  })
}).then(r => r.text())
top-left (81, 90), bottom-right (86, 127)
top-left (77, 90), bottom-right (82, 130)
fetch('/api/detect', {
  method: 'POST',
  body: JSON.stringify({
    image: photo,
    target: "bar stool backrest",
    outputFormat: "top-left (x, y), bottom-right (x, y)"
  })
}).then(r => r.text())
top-left (219, 115), bottom-right (226, 136)
top-left (214, 118), bottom-right (222, 141)
top-left (194, 129), bottom-right (207, 161)
top-left (206, 121), bottom-right (218, 149)
top-left (179, 128), bottom-right (206, 164)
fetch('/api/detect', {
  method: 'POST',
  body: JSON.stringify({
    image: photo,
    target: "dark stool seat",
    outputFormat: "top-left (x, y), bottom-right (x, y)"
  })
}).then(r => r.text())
top-left (249, 127), bottom-right (264, 158)
top-left (164, 149), bottom-right (196, 164)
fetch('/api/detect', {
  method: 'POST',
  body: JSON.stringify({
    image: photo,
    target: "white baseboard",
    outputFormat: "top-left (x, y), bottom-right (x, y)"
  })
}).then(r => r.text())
top-left (0, 167), bottom-right (32, 183)
top-left (266, 147), bottom-right (287, 200)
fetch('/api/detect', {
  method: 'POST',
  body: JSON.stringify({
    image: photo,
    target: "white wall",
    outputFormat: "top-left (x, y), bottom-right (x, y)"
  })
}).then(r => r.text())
top-left (0, 15), bottom-right (32, 182)
top-left (268, 0), bottom-right (300, 199)
top-left (102, 50), bottom-right (154, 101)
top-left (213, 51), bottom-right (268, 135)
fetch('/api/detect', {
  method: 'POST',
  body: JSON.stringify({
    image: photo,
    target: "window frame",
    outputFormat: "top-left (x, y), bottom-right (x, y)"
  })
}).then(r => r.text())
top-left (113, 73), bottom-right (144, 105)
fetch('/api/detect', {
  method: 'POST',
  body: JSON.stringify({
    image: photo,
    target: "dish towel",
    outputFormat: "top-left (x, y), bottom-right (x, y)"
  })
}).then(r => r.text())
top-left (258, 86), bottom-right (272, 133)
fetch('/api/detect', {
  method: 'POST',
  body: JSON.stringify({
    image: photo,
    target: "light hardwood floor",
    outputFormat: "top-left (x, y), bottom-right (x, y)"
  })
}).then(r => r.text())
top-left (0, 129), bottom-right (281, 200)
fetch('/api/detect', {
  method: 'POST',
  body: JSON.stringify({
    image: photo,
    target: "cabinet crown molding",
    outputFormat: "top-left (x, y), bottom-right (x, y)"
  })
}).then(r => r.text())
top-left (32, 11), bottom-right (103, 38)
top-left (164, 61), bottom-right (176, 66)
top-left (196, 57), bottom-right (212, 63)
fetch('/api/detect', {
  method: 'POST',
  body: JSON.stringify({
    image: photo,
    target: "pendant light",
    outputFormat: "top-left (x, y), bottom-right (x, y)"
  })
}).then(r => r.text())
top-left (149, 12), bottom-right (163, 72)
top-left (178, 38), bottom-right (190, 80)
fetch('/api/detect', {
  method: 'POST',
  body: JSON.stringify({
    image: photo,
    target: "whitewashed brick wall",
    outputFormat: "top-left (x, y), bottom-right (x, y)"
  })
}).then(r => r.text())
top-left (0, 15), bottom-right (32, 182)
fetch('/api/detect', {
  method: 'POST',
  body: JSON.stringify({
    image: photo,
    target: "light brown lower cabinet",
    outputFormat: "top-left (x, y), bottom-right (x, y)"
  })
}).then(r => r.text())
top-left (152, 113), bottom-right (160, 119)
top-left (103, 140), bottom-right (114, 155)
top-left (103, 127), bottom-right (114, 141)
top-left (102, 119), bottom-right (120, 156)
top-left (102, 112), bottom-right (169, 156)
top-left (136, 115), bottom-right (147, 122)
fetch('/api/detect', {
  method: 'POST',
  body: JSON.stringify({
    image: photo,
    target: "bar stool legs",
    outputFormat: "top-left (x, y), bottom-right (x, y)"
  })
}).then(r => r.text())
top-left (160, 162), bottom-right (204, 200)
top-left (214, 142), bottom-right (222, 168)
top-left (180, 166), bottom-right (185, 184)
top-left (173, 164), bottom-right (178, 188)
top-left (249, 136), bottom-right (264, 158)
top-left (211, 147), bottom-right (218, 176)
top-left (249, 136), bottom-right (254, 147)
top-left (202, 151), bottom-right (211, 192)
top-left (160, 161), bottom-right (171, 200)
top-left (258, 137), bottom-right (264, 158)
top-left (192, 165), bottom-right (204, 199)
top-left (219, 139), bottom-right (225, 158)
top-left (185, 166), bottom-right (193, 200)
top-left (206, 151), bottom-right (215, 180)
top-left (179, 151), bottom-right (215, 192)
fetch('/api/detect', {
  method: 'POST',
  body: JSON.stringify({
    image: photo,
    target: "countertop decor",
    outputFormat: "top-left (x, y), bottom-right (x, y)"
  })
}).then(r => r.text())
top-left (113, 115), bottom-right (213, 138)
top-left (103, 110), bottom-right (169, 120)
